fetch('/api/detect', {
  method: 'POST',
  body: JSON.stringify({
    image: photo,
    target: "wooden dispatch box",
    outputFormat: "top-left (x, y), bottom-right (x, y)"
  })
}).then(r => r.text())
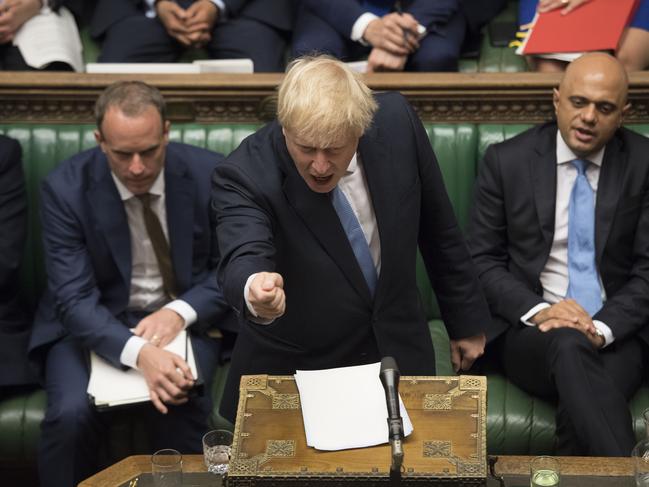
top-left (228, 374), bottom-right (487, 486)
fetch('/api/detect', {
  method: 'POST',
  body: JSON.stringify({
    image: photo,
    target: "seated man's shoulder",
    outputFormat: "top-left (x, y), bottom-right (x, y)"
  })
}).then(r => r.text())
top-left (167, 142), bottom-right (224, 168)
top-left (44, 146), bottom-right (104, 190)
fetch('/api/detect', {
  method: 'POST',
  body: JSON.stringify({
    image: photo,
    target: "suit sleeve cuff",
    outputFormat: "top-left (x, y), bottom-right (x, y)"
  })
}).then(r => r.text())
top-left (520, 302), bottom-right (551, 326)
top-left (244, 273), bottom-right (274, 325)
top-left (163, 299), bottom-right (197, 329)
top-left (593, 320), bottom-right (614, 347)
top-left (351, 12), bottom-right (379, 44)
top-left (120, 335), bottom-right (148, 369)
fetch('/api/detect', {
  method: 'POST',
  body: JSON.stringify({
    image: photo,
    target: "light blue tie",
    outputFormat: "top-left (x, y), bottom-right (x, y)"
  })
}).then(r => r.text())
top-left (566, 159), bottom-right (603, 316)
top-left (361, 0), bottom-right (393, 17)
top-left (331, 186), bottom-right (378, 296)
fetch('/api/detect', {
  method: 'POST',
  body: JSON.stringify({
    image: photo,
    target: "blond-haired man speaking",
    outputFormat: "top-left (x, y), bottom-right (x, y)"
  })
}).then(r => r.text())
top-left (212, 55), bottom-right (490, 421)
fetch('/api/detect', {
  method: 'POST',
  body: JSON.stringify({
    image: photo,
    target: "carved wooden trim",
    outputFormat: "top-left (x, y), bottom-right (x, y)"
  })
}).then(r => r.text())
top-left (0, 71), bottom-right (648, 124)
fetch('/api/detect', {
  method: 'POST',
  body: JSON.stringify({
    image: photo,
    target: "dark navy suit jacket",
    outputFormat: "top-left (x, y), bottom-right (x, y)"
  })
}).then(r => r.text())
top-left (468, 123), bottom-right (649, 344)
top-left (29, 143), bottom-right (234, 370)
top-left (212, 92), bottom-right (490, 421)
top-left (90, 0), bottom-right (294, 38)
top-left (302, 0), bottom-right (459, 38)
top-left (0, 135), bottom-right (35, 386)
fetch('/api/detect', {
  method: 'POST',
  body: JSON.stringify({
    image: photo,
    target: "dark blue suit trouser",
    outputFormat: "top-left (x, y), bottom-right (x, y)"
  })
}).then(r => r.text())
top-left (292, 7), bottom-right (467, 72)
top-left (502, 326), bottom-right (644, 456)
top-left (98, 15), bottom-right (288, 72)
top-left (38, 334), bottom-right (218, 487)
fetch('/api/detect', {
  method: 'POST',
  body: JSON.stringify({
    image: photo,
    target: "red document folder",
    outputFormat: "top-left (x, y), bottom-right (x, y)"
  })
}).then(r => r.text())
top-left (523, 0), bottom-right (639, 55)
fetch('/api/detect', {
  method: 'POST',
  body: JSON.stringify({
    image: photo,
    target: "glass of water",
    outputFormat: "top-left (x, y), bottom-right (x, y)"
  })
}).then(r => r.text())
top-left (633, 439), bottom-right (649, 486)
top-left (151, 448), bottom-right (182, 487)
top-left (530, 456), bottom-right (560, 487)
top-left (202, 429), bottom-right (234, 475)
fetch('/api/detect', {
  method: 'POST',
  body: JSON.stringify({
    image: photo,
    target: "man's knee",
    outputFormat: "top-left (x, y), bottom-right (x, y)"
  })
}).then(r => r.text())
top-left (408, 45), bottom-right (459, 72)
top-left (545, 327), bottom-right (594, 361)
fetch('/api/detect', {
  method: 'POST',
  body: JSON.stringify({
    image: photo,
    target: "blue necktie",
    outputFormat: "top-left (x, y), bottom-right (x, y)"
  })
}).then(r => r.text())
top-left (566, 159), bottom-right (603, 316)
top-left (331, 186), bottom-right (377, 296)
top-left (361, 0), bottom-right (394, 17)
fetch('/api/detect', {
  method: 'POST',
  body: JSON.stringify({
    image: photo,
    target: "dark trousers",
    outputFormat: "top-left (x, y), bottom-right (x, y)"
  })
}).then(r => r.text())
top-left (0, 45), bottom-right (74, 71)
top-left (291, 6), bottom-right (467, 72)
top-left (38, 334), bottom-right (218, 487)
top-left (502, 325), bottom-right (644, 456)
top-left (98, 15), bottom-right (288, 72)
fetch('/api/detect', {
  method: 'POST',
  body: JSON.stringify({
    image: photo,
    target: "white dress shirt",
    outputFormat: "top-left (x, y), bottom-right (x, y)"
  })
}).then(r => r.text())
top-left (244, 152), bottom-right (381, 321)
top-left (520, 131), bottom-right (613, 346)
top-left (112, 171), bottom-right (197, 368)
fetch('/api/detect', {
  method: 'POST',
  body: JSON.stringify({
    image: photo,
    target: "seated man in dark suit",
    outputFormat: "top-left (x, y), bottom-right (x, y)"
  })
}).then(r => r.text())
top-left (0, 134), bottom-right (35, 388)
top-left (468, 52), bottom-right (648, 456)
top-left (211, 55), bottom-right (491, 422)
top-left (292, 0), bottom-right (506, 72)
top-left (29, 81), bottom-right (236, 487)
top-left (91, 0), bottom-right (295, 72)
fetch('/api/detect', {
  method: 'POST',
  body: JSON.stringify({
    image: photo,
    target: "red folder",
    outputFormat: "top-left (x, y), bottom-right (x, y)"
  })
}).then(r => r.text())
top-left (523, 0), bottom-right (639, 55)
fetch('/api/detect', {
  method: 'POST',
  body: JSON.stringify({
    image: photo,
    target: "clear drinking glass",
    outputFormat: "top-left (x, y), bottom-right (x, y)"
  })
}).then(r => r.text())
top-left (530, 456), bottom-right (560, 487)
top-left (202, 429), bottom-right (234, 475)
top-left (151, 448), bottom-right (183, 487)
top-left (636, 408), bottom-right (649, 487)
top-left (633, 439), bottom-right (649, 487)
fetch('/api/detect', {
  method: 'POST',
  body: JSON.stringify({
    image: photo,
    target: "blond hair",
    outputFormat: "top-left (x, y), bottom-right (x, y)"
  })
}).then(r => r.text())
top-left (277, 55), bottom-right (377, 148)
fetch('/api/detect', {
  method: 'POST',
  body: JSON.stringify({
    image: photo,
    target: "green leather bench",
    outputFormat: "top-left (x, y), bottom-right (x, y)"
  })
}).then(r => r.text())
top-left (1, 122), bottom-right (647, 483)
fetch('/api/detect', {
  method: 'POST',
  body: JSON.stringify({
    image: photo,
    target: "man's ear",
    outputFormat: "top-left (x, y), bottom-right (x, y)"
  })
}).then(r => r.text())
top-left (552, 88), bottom-right (560, 114)
top-left (163, 120), bottom-right (171, 142)
top-left (621, 102), bottom-right (632, 123)
top-left (94, 129), bottom-right (103, 149)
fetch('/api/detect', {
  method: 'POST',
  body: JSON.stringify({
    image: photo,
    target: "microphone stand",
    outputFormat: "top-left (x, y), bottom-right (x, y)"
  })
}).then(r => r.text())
top-left (379, 357), bottom-right (404, 485)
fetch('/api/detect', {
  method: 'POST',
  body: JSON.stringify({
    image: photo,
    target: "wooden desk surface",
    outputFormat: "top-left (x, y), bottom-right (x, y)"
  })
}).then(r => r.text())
top-left (78, 454), bottom-right (633, 487)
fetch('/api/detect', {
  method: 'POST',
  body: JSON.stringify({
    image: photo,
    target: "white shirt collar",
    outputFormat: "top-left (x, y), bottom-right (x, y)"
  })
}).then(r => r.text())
top-left (345, 152), bottom-right (358, 175)
top-left (111, 168), bottom-right (165, 201)
top-left (556, 131), bottom-right (604, 167)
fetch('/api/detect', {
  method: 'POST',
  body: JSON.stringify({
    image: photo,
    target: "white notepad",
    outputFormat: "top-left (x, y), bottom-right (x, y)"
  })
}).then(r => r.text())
top-left (294, 362), bottom-right (413, 451)
top-left (87, 330), bottom-right (197, 408)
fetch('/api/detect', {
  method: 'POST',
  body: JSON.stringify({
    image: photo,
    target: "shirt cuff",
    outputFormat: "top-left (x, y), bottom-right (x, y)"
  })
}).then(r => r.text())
top-left (120, 335), bottom-right (148, 369)
top-left (163, 299), bottom-right (197, 330)
top-left (244, 273), bottom-right (275, 325)
top-left (211, 0), bottom-right (225, 14)
top-left (520, 302), bottom-right (551, 326)
top-left (593, 320), bottom-right (614, 347)
top-left (351, 12), bottom-right (379, 44)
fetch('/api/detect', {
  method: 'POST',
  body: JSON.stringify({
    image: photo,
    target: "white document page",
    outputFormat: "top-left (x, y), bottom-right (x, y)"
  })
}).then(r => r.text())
top-left (14, 7), bottom-right (84, 72)
top-left (86, 63), bottom-right (201, 74)
top-left (192, 58), bottom-right (254, 73)
top-left (87, 330), bottom-right (197, 408)
top-left (294, 362), bottom-right (413, 451)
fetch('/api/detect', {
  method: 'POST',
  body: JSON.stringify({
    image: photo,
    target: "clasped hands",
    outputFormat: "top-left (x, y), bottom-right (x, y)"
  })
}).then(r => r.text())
top-left (530, 298), bottom-right (604, 348)
top-left (156, 0), bottom-right (218, 48)
top-left (363, 12), bottom-right (420, 73)
top-left (133, 308), bottom-right (194, 414)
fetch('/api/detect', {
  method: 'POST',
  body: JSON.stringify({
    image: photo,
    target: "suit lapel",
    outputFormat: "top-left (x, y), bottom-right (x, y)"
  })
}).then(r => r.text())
top-left (595, 135), bottom-right (626, 263)
top-left (88, 152), bottom-right (131, 287)
top-left (165, 156), bottom-right (194, 293)
top-left (531, 128), bottom-right (558, 248)
top-left (276, 128), bottom-right (373, 304)
top-left (358, 126), bottom-right (394, 301)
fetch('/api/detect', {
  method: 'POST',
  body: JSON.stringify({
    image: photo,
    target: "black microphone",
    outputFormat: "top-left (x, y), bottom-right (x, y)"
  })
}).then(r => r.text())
top-left (379, 356), bottom-right (404, 480)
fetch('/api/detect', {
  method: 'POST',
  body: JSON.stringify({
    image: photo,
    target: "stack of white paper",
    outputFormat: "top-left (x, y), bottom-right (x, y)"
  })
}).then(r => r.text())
top-left (294, 362), bottom-right (413, 451)
top-left (86, 58), bottom-right (254, 74)
top-left (87, 330), bottom-right (197, 408)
